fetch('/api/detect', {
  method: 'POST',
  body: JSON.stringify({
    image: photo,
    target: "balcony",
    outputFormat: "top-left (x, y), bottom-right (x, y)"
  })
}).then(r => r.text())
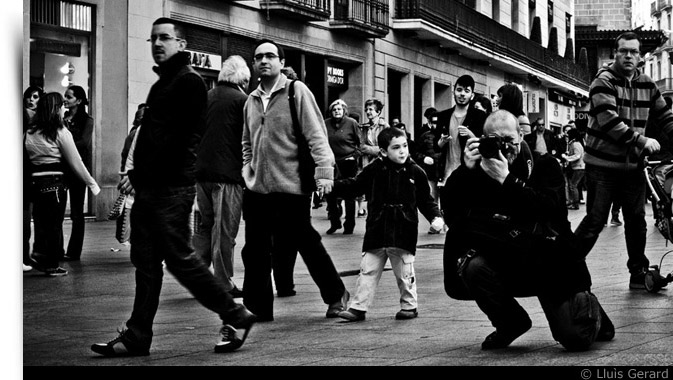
top-left (660, 0), bottom-right (672, 11)
top-left (393, 0), bottom-right (591, 91)
top-left (259, 0), bottom-right (331, 22)
top-left (330, 0), bottom-right (390, 38)
top-left (656, 78), bottom-right (673, 93)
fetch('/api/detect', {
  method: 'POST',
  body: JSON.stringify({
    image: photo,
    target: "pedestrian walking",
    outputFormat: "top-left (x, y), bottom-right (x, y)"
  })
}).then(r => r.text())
top-left (91, 17), bottom-right (256, 357)
top-left (573, 31), bottom-right (673, 290)
top-left (24, 92), bottom-right (100, 277)
top-left (193, 55), bottom-right (250, 299)
top-left (62, 85), bottom-right (94, 261)
top-left (241, 39), bottom-right (349, 322)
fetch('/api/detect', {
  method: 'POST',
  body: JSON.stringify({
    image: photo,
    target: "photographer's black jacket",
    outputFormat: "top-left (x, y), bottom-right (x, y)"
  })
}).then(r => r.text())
top-left (440, 152), bottom-right (591, 298)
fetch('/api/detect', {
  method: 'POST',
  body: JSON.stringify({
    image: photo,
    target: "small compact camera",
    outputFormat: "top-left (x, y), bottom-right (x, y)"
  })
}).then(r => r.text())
top-left (478, 134), bottom-right (506, 159)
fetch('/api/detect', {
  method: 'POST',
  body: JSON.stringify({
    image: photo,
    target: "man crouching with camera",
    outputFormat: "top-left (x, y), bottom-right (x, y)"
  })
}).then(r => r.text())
top-left (440, 110), bottom-right (615, 351)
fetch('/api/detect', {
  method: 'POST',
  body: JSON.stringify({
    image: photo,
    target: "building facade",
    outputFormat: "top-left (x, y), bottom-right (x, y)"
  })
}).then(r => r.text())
top-left (24, 0), bottom-right (589, 219)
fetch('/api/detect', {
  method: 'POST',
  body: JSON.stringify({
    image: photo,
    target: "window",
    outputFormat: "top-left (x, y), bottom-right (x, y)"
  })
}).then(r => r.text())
top-left (493, 0), bottom-right (500, 22)
top-left (513, 0), bottom-right (519, 28)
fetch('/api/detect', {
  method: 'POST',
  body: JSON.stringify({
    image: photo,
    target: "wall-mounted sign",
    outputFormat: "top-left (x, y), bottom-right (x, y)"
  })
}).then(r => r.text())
top-left (549, 101), bottom-right (575, 126)
top-left (326, 64), bottom-right (347, 88)
top-left (186, 50), bottom-right (222, 71)
top-left (527, 91), bottom-right (541, 113)
top-left (32, 38), bottom-right (81, 57)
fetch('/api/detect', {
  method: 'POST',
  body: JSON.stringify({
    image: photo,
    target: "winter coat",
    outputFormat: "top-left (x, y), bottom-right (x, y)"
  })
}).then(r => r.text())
top-left (196, 82), bottom-right (248, 184)
top-left (129, 51), bottom-right (207, 190)
top-left (334, 156), bottom-right (442, 254)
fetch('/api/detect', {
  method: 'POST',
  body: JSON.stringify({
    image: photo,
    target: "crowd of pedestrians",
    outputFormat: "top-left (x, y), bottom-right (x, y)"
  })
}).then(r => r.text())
top-left (23, 23), bottom-right (673, 357)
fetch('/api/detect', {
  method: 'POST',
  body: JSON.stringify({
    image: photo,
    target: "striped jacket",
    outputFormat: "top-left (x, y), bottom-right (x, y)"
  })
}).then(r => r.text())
top-left (585, 64), bottom-right (673, 171)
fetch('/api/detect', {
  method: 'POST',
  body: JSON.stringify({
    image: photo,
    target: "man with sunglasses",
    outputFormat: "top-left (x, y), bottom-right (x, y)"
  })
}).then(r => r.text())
top-left (441, 110), bottom-right (614, 351)
top-left (91, 17), bottom-right (256, 357)
top-left (574, 32), bottom-right (673, 290)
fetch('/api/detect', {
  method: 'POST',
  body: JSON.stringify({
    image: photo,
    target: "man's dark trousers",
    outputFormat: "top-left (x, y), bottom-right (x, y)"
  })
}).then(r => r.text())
top-left (242, 190), bottom-right (346, 320)
top-left (127, 185), bottom-right (239, 349)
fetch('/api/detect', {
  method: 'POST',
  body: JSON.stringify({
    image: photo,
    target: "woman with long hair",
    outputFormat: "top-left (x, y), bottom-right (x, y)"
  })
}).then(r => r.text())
top-left (63, 85), bottom-right (95, 261)
top-left (23, 86), bottom-right (44, 272)
top-left (24, 92), bottom-right (99, 276)
top-left (496, 84), bottom-right (531, 135)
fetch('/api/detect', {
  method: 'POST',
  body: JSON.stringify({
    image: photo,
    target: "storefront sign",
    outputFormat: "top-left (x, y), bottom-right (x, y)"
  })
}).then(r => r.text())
top-left (186, 50), bottom-right (221, 71)
top-left (549, 101), bottom-right (575, 126)
top-left (32, 38), bottom-right (81, 57)
top-left (527, 91), bottom-right (540, 113)
top-left (327, 64), bottom-right (347, 88)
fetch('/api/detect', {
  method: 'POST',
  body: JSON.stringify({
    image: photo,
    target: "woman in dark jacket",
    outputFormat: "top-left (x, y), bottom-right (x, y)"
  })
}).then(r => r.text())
top-left (63, 85), bottom-right (94, 261)
top-left (324, 99), bottom-right (361, 235)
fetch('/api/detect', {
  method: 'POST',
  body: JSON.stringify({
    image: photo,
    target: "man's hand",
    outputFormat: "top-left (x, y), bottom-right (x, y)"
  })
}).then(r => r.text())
top-left (423, 156), bottom-right (435, 165)
top-left (480, 151), bottom-right (510, 184)
top-left (316, 178), bottom-right (334, 196)
top-left (118, 173), bottom-right (135, 196)
top-left (644, 137), bottom-right (661, 154)
top-left (458, 126), bottom-right (475, 139)
top-left (464, 137), bottom-right (481, 169)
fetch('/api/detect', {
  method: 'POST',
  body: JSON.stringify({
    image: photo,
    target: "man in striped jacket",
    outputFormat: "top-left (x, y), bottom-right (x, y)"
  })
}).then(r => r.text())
top-left (574, 31), bottom-right (673, 290)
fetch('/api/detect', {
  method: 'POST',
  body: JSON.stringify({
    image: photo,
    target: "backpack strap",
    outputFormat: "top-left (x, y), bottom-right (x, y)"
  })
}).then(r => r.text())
top-left (288, 79), bottom-right (299, 136)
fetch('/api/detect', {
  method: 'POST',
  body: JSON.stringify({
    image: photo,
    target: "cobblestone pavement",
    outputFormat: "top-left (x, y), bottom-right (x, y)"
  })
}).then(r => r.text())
top-left (22, 202), bottom-right (673, 371)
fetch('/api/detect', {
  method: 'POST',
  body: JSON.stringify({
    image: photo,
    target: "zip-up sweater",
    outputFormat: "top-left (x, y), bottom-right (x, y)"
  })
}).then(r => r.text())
top-left (585, 64), bottom-right (673, 171)
top-left (242, 74), bottom-right (334, 195)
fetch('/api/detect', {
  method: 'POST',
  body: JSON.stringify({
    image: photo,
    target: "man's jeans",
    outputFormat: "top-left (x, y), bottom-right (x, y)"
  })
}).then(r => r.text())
top-left (127, 185), bottom-right (238, 348)
top-left (241, 190), bottom-right (346, 320)
top-left (574, 164), bottom-right (649, 274)
top-left (349, 247), bottom-right (417, 312)
top-left (194, 181), bottom-right (243, 292)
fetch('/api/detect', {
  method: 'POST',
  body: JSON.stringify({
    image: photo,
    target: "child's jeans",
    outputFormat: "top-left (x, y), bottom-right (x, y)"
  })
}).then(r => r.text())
top-left (349, 247), bottom-right (418, 312)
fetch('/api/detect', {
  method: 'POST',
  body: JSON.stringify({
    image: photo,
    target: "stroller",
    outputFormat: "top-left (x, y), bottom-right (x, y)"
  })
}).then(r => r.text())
top-left (643, 159), bottom-right (673, 292)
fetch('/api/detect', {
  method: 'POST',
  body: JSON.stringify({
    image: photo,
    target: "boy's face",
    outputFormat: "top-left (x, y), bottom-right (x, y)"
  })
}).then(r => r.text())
top-left (381, 136), bottom-right (409, 165)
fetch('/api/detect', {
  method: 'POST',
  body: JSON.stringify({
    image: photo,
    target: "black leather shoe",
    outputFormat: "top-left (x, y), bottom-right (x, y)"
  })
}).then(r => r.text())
top-left (62, 255), bottom-right (80, 262)
top-left (326, 225), bottom-right (342, 234)
top-left (215, 307), bottom-right (257, 353)
top-left (91, 326), bottom-right (149, 357)
top-left (481, 319), bottom-right (532, 350)
top-left (229, 287), bottom-right (243, 298)
top-left (277, 289), bottom-right (297, 297)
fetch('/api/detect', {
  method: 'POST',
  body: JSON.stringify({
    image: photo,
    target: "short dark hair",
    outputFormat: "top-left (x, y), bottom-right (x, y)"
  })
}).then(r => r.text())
top-left (253, 39), bottom-right (285, 60)
top-left (455, 75), bottom-right (475, 90)
top-left (152, 17), bottom-right (186, 39)
top-left (424, 107), bottom-right (437, 118)
top-left (614, 31), bottom-right (641, 50)
top-left (364, 98), bottom-right (384, 112)
top-left (24, 85), bottom-right (44, 101)
top-left (377, 127), bottom-right (406, 150)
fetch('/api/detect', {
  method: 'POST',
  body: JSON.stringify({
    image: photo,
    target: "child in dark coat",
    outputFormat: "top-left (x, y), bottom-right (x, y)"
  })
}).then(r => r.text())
top-left (333, 127), bottom-right (444, 322)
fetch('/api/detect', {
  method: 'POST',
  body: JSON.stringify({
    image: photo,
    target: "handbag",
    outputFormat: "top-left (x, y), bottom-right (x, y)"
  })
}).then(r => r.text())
top-left (288, 80), bottom-right (317, 193)
top-left (107, 191), bottom-right (127, 220)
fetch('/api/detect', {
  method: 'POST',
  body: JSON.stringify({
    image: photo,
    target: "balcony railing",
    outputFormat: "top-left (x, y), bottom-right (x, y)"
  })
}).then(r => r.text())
top-left (331, 0), bottom-right (390, 38)
top-left (260, 0), bottom-right (331, 22)
top-left (394, 0), bottom-right (591, 89)
top-left (659, 0), bottom-right (671, 11)
top-left (656, 78), bottom-right (673, 92)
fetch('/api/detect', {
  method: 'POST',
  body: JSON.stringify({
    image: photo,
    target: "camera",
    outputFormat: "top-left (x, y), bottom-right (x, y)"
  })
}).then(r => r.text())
top-left (478, 134), bottom-right (506, 159)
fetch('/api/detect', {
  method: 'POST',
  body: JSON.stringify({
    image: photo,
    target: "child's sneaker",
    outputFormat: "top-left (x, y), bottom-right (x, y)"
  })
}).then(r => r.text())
top-left (338, 308), bottom-right (365, 322)
top-left (45, 267), bottom-right (68, 277)
top-left (395, 309), bottom-right (418, 320)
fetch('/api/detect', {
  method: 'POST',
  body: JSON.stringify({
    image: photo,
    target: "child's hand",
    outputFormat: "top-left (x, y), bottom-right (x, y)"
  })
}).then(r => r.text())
top-left (431, 217), bottom-right (445, 232)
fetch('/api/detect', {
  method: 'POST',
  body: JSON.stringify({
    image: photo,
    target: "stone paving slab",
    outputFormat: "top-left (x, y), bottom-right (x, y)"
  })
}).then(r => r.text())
top-left (21, 202), bottom-right (673, 371)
